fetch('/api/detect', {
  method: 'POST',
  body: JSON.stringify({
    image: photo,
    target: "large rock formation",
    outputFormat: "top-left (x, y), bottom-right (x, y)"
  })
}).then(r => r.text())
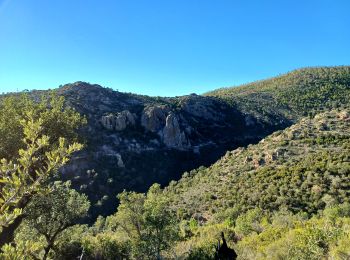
top-left (101, 110), bottom-right (136, 131)
top-left (161, 112), bottom-right (190, 149)
top-left (140, 106), bottom-right (190, 149)
top-left (141, 105), bottom-right (169, 132)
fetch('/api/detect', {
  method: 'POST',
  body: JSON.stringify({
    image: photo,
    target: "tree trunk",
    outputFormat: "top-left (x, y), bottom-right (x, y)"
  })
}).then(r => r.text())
top-left (43, 244), bottom-right (52, 260)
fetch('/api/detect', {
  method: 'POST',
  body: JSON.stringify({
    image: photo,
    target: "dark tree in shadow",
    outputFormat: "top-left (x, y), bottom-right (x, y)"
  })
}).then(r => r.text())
top-left (215, 232), bottom-right (237, 260)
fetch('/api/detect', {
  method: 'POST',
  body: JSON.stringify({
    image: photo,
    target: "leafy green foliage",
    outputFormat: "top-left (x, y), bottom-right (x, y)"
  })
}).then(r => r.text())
top-left (110, 184), bottom-right (179, 259)
top-left (0, 94), bottom-right (85, 253)
top-left (34, 184), bottom-right (179, 259)
top-left (172, 221), bottom-right (236, 259)
top-left (0, 95), bottom-right (84, 239)
top-left (236, 204), bottom-right (350, 260)
top-left (0, 93), bottom-right (86, 160)
top-left (154, 108), bottom-right (350, 258)
top-left (0, 240), bottom-right (42, 260)
top-left (235, 208), bottom-right (264, 237)
top-left (22, 181), bottom-right (89, 259)
top-left (82, 232), bottom-right (131, 260)
top-left (170, 204), bottom-right (350, 260)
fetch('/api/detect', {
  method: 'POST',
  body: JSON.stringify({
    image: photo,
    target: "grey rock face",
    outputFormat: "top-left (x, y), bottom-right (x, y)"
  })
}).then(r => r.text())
top-left (141, 105), bottom-right (169, 132)
top-left (101, 110), bottom-right (135, 131)
top-left (101, 114), bottom-right (115, 130)
top-left (161, 112), bottom-right (190, 149)
top-left (116, 153), bottom-right (125, 168)
top-left (114, 114), bottom-right (127, 131)
top-left (141, 106), bottom-right (190, 149)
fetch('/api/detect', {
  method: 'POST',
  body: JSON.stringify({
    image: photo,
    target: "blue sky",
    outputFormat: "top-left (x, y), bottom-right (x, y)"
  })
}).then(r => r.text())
top-left (0, 0), bottom-right (349, 96)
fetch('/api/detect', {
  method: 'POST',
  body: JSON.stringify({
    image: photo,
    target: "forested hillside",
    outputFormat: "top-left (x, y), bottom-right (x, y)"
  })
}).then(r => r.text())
top-left (1, 66), bottom-right (350, 259)
top-left (207, 66), bottom-right (350, 123)
top-left (4, 108), bottom-right (349, 259)
top-left (164, 109), bottom-right (350, 220)
top-left (166, 110), bottom-right (350, 216)
top-left (42, 66), bottom-right (350, 219)
top-left (160, 108), bottom-right (350, 259)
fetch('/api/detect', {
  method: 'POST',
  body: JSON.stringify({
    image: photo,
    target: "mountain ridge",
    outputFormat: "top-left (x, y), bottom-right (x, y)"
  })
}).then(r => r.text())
top-left (1, 66), bottom-right (349, 220)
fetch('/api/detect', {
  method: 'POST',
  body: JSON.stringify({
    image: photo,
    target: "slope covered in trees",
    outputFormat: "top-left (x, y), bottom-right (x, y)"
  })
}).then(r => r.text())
top-left (5, 108), bottom-right (349, 259)
top-left (1, 66), bottom-right (350, 259)
top-left (164, 109), bottom-right (350, 221)
top-left (156, 108), bottom-right (350, 259)
top-left (207, 66), bottom-right (350, 123)
top-left (1, 67), bottom-right (349, 222)
top-left (40, 66), bottom-right (350, 220)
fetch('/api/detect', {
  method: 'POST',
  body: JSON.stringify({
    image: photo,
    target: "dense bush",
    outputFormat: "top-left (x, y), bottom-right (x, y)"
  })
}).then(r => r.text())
top-left (236, 204), bottom-right (350, 259)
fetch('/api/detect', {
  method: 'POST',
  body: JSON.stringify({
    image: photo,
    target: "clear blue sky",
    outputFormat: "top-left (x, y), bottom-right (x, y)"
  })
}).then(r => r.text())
top-left (0, 0), bottom-right (349, 96)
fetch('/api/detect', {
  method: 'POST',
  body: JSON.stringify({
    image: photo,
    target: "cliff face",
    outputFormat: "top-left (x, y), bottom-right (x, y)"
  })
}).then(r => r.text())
top-left (55, 82), bottom-right (282, 218)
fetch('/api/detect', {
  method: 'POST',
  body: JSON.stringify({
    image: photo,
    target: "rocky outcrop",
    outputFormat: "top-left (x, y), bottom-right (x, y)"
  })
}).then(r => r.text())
top-left (141, 106), bottom-right (190, 149)
top-left (141, 105), bottom-right (169, 132)
top-left (100, 106), bottom-right (191, 149)
top-left (116, 153), bottom-right (125, 168)
top-left (161, 112), bottom-right (190, 149)
top-left (101, 114), bottom-right (115, 130)
top-left (101, 110), bottom-right (135, 131)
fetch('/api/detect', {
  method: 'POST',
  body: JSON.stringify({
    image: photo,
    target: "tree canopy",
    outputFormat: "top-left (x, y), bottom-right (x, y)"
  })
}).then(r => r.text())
top-left (0, 94), bottom-right (86, 248)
